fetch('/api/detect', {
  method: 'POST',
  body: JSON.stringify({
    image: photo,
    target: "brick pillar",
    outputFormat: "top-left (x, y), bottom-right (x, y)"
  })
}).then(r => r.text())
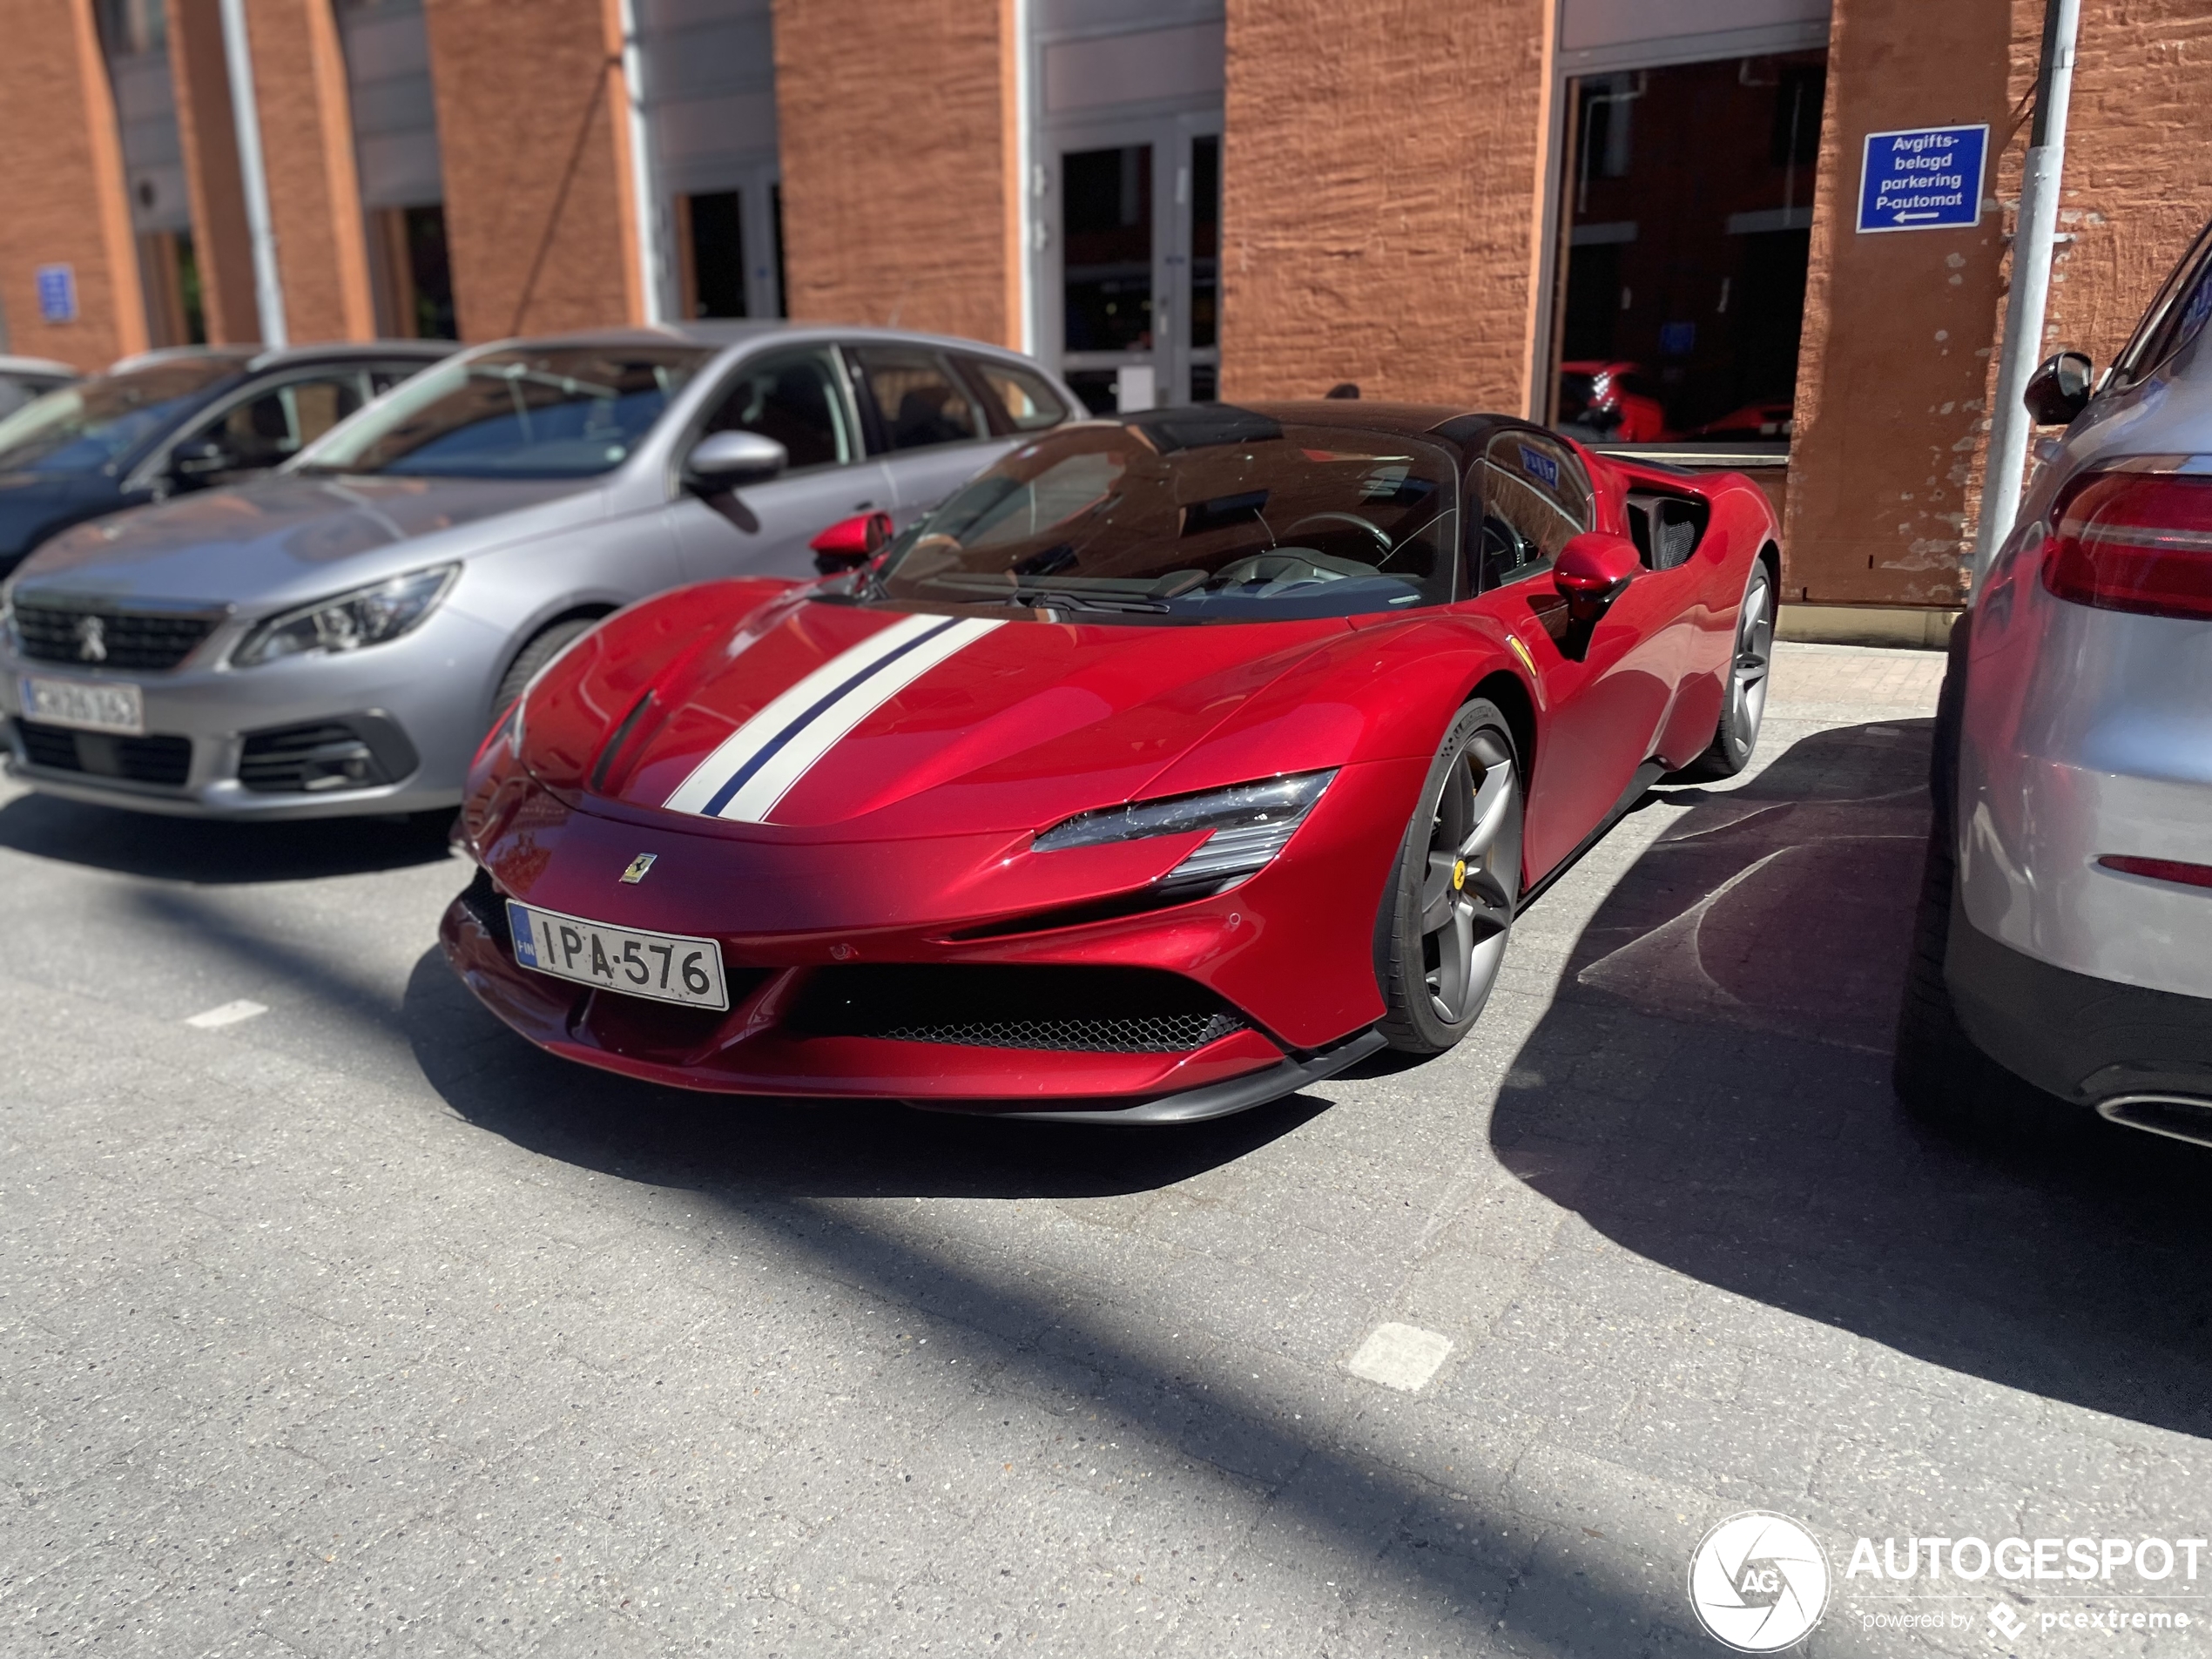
top-left (0, 0), bottom-right (148, 368)
top-left (1782, 0), bottom-right (2019, 609)
top-left (166, 0), bottom-right (262, 343)
top-left (243, 0), bottom-right (376, 342)
top-left (1218, 0), bottom-right (1554, 405)
top-left (771, 0), bottom-right (1021, 347)
top-left (422, 0), bottom-right (644, 341)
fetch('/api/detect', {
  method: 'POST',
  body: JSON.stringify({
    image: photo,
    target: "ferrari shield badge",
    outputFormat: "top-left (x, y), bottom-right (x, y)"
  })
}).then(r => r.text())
top-left (619, 853), bottom-right (658, 885)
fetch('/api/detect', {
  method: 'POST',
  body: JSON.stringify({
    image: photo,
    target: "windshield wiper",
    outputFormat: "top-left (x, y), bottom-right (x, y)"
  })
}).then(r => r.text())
top-left (1008, 588), bottom-right (1168, 614)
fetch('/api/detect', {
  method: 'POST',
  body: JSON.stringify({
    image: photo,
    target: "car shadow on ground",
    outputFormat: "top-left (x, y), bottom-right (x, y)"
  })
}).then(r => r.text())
top-left (401, 948), bottom-right (1332, 1201)
top-left (1493, 718), bottom-right (2212, 1443)
top-left (0, 791), bottom-right (455, 882)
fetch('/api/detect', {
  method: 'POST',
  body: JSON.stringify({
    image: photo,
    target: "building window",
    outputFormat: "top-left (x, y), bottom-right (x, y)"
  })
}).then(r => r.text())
top-left (678, 192), bottom-right (748, 319)
top-left (137, 231), bottom-right (206, 347)
top-left (1554, 51), bottom-right (1825, 447)
top-left (371, 205), bottom-right (456, 340)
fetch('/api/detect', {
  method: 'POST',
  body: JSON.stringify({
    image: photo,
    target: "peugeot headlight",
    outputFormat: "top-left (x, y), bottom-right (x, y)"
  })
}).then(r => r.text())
top-left (233, 564), bottom-right (458, 668)
top-left (1034, 770), bottom-right (1337, 890)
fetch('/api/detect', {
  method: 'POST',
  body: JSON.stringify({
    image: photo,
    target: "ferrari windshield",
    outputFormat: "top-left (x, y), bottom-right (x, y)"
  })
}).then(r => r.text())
top-left (870, 408), bottom-right (1458, 622)
top-left (294, 345), bottom-right (711, 479)
top-left (0, 358), bottom-right (241, 475)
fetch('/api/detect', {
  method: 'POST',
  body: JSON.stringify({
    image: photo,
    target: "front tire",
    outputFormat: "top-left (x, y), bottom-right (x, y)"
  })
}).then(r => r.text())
top-left (491, 617), bottom-right (598, 727)
top-left (1376, 700), bottom-right (1524, 1055)
top-left (1674, 558), bottom-right (1775, 781)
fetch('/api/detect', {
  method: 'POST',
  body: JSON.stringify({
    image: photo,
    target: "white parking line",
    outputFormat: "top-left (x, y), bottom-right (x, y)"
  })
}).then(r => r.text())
top-left (1346, 1322), bottom-right (1453, 1393)
top-left (185, 1000), bottom-right (268, 1030)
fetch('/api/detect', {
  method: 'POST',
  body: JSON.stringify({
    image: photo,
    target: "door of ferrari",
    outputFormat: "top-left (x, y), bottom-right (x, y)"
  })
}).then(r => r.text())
top-left (670, 345), bottom-right (894, 583)
top-left (1465, 429), bottom-right (1688, 881)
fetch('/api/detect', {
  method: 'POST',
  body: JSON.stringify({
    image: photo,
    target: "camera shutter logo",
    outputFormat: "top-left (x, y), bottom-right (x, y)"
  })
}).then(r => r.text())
top-left (1688, 1511), bottom-right (1830, 1651)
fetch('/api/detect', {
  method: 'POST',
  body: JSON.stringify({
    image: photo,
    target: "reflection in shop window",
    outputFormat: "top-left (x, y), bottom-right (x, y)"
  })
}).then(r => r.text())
top-left (1554, 51), bottom-right (1824, 447)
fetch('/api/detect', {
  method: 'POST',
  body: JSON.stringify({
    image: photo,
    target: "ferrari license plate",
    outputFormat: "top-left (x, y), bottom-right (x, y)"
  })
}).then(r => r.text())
top-left (20, 674), bottom-right (145, 735)
top-left (506, 901), bottom-right (731, 1010)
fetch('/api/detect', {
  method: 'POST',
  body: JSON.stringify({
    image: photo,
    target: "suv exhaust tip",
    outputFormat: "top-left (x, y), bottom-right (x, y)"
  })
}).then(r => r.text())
top-left (2094, 1093), bottom-right (2212, 1149)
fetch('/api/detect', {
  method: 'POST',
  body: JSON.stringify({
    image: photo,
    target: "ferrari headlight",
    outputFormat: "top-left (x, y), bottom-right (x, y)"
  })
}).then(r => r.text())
top-left (1034, 770), bottom-right (1337, 888)
top-left (233, 564), bottom-right (458, 667)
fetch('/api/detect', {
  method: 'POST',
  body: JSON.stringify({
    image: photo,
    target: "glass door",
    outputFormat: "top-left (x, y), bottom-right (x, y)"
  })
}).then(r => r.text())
top-left (1057, 139), bottom-right (1157, 414)
top-left (1050, 118), bottom-right (1221, 413)
top-left (1170, 121), bottom-right (1222, 404)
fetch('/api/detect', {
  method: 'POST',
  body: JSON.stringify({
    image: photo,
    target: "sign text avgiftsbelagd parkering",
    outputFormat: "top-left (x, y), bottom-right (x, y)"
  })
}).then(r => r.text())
top-left (1857, 125), bottom-right (1989, 233)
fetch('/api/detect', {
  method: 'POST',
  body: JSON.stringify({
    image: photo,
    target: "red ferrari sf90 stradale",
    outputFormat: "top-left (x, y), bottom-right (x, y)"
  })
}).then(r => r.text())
top-left (442, 403), bottom-right (1778, 1122)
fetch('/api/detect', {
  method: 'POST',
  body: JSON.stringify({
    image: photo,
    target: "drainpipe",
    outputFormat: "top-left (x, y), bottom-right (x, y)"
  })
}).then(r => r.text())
top-left (1973, 0), bottom-right (2080, 584)
top-left (1012, 0), bottom-right (1036, 357)
top-left (612, 0), bottom-right (664, 324)
top-left (217, 0), bottom-right (287, 348)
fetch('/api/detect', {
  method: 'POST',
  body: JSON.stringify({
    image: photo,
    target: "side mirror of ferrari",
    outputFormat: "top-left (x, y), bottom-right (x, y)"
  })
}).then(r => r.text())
top-left (2023, 350), bottom-right (2094, 427)
top-left (685, 429), bottom-right (788, 491)
top-left (810, 509), bottom-right (894, 574)
top-left (1554, 531), bottom-right (1641, 621)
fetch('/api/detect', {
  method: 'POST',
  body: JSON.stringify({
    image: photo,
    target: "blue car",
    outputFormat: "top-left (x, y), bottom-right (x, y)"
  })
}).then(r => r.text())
top-left (0, 342), bottom-right (450, 578)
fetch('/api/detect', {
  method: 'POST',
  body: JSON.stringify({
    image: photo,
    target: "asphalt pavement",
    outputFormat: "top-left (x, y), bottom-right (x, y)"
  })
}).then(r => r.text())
top-left (3, 641), bottom-right (2209, 1658)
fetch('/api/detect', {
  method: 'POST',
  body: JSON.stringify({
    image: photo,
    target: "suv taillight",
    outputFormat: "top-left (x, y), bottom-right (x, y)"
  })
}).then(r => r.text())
top-left (2041, 469), bottom-right (2212, 619)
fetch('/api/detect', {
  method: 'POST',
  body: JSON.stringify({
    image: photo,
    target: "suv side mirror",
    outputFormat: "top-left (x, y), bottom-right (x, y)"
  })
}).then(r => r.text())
top-left (1553, 530), bottom-right (1640, 622)
top-left (2024, 350), bottom-right (2094, 427)
top-left (170, 435), bottom-right (235, 481)
top-left (809, 510), bottom-right (894, 575)
top-left (685, 429), bottom-right (787, 491)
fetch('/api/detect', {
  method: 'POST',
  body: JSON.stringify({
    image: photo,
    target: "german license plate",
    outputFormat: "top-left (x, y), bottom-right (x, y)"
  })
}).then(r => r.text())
top-left (20, 674), bottom-right (144, 735)
top-left (505, 900), bottom-right (730, 1010)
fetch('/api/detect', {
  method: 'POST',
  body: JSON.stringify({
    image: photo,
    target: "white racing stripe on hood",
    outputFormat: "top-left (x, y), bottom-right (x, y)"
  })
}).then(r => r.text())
top-left (663, 613), bottom-right (1003, 823)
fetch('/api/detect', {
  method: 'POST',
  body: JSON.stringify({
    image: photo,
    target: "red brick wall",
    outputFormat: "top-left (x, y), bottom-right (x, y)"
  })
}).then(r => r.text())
top-left (2003, 1), bottom-right (2212, 400)
top-left (1789, 0), bottom-right (2212, 609)
top-left (1782, 0), bottom-right (2018, 608)
top-left (0, 0), bottom-right (145, 368)
top-left (771, 0), bottom-right (1019, 345)
top-left (246, 0), bottom-right (374, 342)
top-left (422, 0), bottom-right (641, 340)
top-left (1218, 0), bottom-right (1554, 406)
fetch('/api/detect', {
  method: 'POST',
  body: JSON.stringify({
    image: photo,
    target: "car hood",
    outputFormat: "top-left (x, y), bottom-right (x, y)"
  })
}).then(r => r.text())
top-left (551, 597), bottom-right (1364, 842)
top-left (8, 474), bottom-right (594, 608)
top-left (0, 472), bottom-right (118, 567)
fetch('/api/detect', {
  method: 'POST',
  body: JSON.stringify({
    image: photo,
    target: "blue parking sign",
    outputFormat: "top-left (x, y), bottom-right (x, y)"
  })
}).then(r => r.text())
top-left (35, 263), bottom-right (77, 323)
top-left (1857, 125), bottom-right (1987, 233)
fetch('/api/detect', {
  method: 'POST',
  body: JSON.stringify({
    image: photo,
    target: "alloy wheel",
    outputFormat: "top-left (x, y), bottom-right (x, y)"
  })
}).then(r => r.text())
top-left (1729, 570), bottom-right (1776, 757)
top-left (1418, 729), bottom-right (1521, 1023)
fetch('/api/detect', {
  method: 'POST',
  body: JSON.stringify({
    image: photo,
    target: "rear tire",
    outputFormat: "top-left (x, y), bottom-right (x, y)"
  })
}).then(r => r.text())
top-left (1892, 826), bottom-right (2070, 1140)
top-left (1672, 558), bottom-right (1774, 782)
top-left (1376, 700), bottom-right (1523, 1055)
top-left (491, 617), bottom-right (597, 727)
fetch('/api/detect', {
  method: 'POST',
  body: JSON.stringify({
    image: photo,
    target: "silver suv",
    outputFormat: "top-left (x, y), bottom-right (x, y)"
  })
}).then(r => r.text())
top-left (0, 323), bottom-right (1076, 819)
top-left (1897, 213), bottom-right (2212, 1150)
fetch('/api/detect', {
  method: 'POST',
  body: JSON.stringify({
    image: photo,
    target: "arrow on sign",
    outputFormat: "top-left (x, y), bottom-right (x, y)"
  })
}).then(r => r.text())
top-left (1896, 212), bottom-right (1939, 221)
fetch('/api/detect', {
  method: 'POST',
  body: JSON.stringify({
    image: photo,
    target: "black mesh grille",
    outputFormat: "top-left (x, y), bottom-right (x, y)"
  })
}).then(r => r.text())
top-left (239, 722), bottom-right (386, 793)
top-left (456, 866), bottom-right (513, 949)
top-left (12, 602), bottom-right (217, 671)
top-left (789, 965), bottom-right (1251, 1053)
top-left (11, 719), bottom-right (192, 786)
top-left (880, 1011), bottom-right (1245, 1052)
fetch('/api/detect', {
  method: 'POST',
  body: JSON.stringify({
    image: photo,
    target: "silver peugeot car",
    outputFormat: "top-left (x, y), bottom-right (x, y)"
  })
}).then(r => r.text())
top-left (0, 323), bottom-right (1077, 818)
top-left (1897, 212), bottom-right (2212, 1150)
